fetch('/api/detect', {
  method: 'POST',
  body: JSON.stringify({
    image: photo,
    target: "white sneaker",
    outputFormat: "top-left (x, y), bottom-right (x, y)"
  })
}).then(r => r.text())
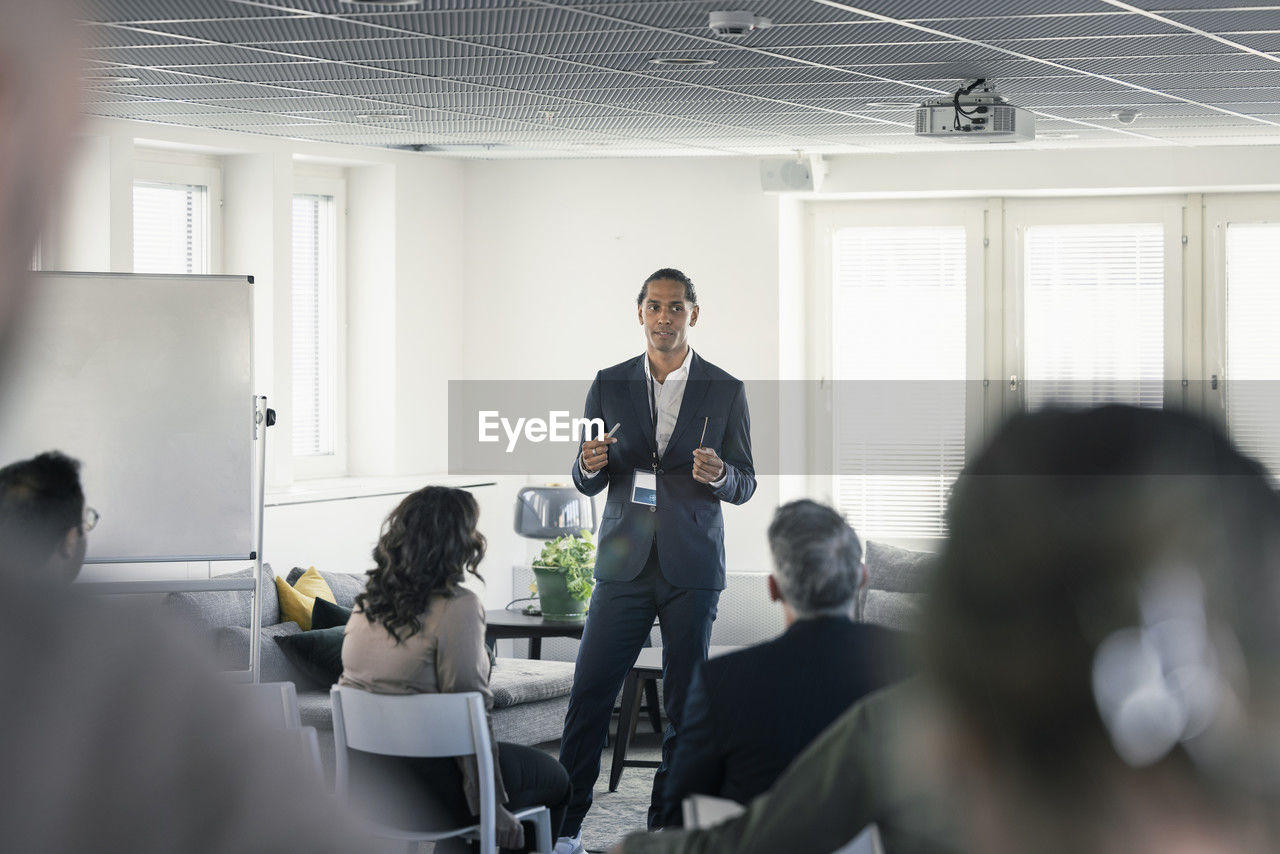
top-left (553, 835), bottom-right (584, 854)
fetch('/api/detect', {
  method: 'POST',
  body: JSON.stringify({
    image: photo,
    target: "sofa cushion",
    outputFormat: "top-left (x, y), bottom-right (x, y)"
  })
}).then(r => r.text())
top-left (215, 621), bottom-right (303, 683)
top-left (311, 597), bottom-right (352, 630)
top-left (276, 568), bottom-right (336, 631)
top-left (287, 567), bottom-right (366, 610)
top-left (862, 590), bottom-right (921, 632)
top-left (166, 565), bottom-right (280, 633)
top-left (276, 626), bottom-right (346, 690)
top-left (297, 690), bottom-right (335, 731)
top-left (489, 658), bottom-right (576, 709)
top-left (858, 542), bottom-right (934, 625)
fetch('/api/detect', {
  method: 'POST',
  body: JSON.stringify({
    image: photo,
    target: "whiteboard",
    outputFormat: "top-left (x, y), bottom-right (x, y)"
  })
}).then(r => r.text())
top-left (0, 272), bottom-right (255, 562)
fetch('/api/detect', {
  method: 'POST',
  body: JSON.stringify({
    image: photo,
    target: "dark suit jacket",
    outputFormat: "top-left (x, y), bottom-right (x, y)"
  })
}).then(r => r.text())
top-left (656, 616), bottom-right (910, 827)
top-left (571, 351), bottom-right (755, 589)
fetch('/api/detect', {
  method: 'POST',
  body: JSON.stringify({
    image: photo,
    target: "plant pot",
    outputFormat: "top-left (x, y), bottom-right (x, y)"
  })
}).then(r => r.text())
top-left (532, 565), bottom-right (590, 620)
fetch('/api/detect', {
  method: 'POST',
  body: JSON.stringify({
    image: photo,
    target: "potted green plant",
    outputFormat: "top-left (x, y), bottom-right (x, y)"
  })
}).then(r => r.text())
top-left (531, 530), bottom-right (596, 620)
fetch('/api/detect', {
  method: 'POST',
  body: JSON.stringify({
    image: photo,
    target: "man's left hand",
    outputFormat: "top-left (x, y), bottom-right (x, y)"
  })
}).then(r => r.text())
top-left (692, 447), bottom-right (725, 484)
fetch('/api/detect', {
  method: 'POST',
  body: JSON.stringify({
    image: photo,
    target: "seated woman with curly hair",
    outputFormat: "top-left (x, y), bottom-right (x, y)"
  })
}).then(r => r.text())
top-left (339, 486), bottom-right (570, 852)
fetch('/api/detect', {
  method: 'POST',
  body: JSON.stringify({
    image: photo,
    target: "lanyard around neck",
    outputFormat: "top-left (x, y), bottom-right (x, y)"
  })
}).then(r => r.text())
top-left (647, 367), bottom-right (658, 459)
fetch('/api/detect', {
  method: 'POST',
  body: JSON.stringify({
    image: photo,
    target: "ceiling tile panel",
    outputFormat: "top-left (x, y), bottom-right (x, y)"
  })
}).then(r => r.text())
top-left (99, 43), bottom-right (309, 67)
top-left (83, 0), bottom-right (301, 23)
top-left (1163, 9), bottom-right (1280, 32)
top-left (127, 15), bottom-right (394, 44)
top-left (253, 38), bottom-right (511, 63)
top-left (927, 13), bottom-right (1184, 41)
top-left (340, 8), bottom-right (607, 38)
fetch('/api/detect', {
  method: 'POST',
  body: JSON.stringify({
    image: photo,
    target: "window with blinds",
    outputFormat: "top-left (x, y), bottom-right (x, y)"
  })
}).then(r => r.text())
top-left (1023, 223), bottom-right (1164, 410)
top-left (133, 181), bottom-right (209, 274)
top-left (292, 194), bottom-right (338, 458)
top-left (831, 226), bottom-right (967, 540)
top-left (1225, 222), bottom-right (1280, 478)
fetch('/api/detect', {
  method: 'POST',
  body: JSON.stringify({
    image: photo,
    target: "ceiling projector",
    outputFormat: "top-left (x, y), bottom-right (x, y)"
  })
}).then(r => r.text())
top-left (915, 79), bottom-right (1035, 143)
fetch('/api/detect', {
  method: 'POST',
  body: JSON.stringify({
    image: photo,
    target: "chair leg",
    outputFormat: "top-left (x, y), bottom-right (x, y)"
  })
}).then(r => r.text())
top-left (610, 670), bottom-right (642, 792)
top-left (530, 806), bottom-right (553, 853)
top-left (643, 678), bottom-right (662, 733)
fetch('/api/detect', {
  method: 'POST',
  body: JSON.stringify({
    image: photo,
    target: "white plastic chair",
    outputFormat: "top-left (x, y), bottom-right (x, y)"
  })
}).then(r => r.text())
top-left (682, 793), bottom-right (744, 829)
top-left (331, 685), bottom-right (553, 854)
top-left (240, 680), bottom-right (302, 729)
top-left (830, 823), bottom-right (885, 854)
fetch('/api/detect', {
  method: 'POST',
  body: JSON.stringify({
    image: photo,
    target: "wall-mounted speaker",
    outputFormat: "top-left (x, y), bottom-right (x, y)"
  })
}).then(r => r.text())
top-left (760, 156), bottom-right (825, 193)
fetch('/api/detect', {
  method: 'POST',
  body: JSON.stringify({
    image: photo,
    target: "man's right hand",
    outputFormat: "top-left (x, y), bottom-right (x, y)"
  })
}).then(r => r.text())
top-left (580, 436), bottom-right (617, 474)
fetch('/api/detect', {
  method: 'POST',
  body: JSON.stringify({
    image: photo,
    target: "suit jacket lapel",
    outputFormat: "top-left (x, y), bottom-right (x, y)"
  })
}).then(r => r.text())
top-left (628, 356), bottom-right (656, 457)
top-left (663, 351), bottom-right (709, 461)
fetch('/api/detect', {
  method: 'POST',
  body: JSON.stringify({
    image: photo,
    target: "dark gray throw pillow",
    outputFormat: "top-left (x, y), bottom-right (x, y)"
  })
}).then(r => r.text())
top-left (310, 597), bottom-right (351, 630)
top-left (275, 626), bottom-right (345, 689)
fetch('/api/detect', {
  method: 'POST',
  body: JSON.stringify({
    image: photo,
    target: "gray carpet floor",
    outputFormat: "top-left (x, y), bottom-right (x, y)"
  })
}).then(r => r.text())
top-left (417, 729), bottom-right (662, 853)
top-left (539, 730), bottom-right (662, 854)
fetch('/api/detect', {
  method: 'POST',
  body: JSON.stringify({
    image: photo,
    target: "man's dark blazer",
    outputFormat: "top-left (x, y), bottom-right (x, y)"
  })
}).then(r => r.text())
top-left (571, 351), bottom-right (755, 590)
top-left (656, 616), bottom-right (910, 827)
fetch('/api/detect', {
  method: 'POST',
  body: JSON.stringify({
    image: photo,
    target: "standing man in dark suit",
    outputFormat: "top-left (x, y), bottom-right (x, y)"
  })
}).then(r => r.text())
top-left (555, 268), bottom-right (756, 851)
top-left (654, 499), bottom-right (909, 827)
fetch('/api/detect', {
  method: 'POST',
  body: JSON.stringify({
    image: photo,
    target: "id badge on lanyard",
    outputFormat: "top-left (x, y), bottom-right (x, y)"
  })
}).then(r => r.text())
top-left (631, 469), bottom-right (657, 508)
top-left (631, 368), bottom-right (659, 510)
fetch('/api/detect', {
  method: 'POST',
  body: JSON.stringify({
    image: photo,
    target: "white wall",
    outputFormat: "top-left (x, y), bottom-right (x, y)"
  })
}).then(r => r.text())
top-left (49, 120), bottom-right (1280, 598)
top-left (461, 156), bottom-right (784, 575)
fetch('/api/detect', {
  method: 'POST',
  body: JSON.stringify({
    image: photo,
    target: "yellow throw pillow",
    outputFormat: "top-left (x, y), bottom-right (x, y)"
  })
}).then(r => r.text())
top-left (274, 567), bottom-right (336, 631)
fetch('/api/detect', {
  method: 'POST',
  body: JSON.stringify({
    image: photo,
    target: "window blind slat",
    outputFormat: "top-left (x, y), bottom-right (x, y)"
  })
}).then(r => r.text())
top-left (832, 225), bottom-right (967, 540)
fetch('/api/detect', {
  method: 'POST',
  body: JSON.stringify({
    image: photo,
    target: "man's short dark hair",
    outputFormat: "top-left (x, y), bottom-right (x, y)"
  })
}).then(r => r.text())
top-left (637, 268), bottom-right (697, 306)
top-left (0, 451), bottom-right (84, 571)
top-left (768, 499), bottom-right (863, 618)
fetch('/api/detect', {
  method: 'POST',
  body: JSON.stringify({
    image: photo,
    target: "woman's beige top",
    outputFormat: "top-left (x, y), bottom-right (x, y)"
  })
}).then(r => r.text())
top-left (339, 586), bottom-right (507, 814)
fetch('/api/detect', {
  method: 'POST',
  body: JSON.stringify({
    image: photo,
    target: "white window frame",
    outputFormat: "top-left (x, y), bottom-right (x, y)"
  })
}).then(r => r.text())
top-left (1001, 196), bottom-right (1187, 417)
top-left (290, 166), bottom-right (348, 480)
top-left (133, 148), bottom-right (223, 275)
top-left (808, 199), bottom-right (988, 550)
top-left (1201, 193), bottom-right (1280, 427)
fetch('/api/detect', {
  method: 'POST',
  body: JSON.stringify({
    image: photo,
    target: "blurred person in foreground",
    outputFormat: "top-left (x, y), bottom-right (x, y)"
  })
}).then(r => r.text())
top-left (339, 485), bottom-right (571, 851)
top-left (612, 404), bottom-right (1280, 854)
top-left (924, 405), bottom-right (1280, 854)
top-left (0, 3), bottom-right (367, 851)
top-left (0, 451), bottom-right (94, 582)
top-left (652, 499), bottom-right (909, 828)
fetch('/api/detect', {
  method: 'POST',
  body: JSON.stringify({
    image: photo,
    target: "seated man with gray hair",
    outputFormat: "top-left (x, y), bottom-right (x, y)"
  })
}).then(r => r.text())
top-left (652, 499), bottom-right (910, 828)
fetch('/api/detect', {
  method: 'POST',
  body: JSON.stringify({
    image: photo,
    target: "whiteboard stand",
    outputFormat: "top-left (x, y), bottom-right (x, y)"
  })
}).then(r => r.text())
top-left (75, 394), bottom-right (271, 683)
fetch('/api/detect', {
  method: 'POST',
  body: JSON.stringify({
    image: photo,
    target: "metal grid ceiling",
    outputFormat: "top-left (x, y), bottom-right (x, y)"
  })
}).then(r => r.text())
top-left (82, 0), bottom-right (1280, 158)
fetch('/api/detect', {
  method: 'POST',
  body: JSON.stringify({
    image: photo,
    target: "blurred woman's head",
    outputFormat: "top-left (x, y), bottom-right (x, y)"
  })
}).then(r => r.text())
top-left (924, 405), bottom-right (1280, 854)
top-left (355, 486), bottom-right (486, 642)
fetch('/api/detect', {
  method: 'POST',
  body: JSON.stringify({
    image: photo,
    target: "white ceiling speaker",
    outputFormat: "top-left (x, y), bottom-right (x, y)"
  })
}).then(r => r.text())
top-left (760, 155), bottom-right (825, 192)
top-left (709, 11), bottom-right (773, 37)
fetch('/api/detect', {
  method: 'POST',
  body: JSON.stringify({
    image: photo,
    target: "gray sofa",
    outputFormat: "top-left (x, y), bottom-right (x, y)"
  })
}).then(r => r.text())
top-left (856, 540), bottom-right (936, 630)
top-left (164, 566), bottom-right (576, 773)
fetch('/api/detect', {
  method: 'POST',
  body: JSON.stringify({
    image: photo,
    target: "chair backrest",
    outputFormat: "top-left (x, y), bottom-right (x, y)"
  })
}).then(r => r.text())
top-left (330, 685), bottom-right (496, 827)
top-left (240, 680), bottom-right (301, 729)
top-left (831, 823), bottom-right (884, 854)
top-left (287, 725), bottom-right (325, 782)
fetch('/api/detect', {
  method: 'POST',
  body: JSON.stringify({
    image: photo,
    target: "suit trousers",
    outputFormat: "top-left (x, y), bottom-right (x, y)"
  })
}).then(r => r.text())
top-left (557, 542), bottom-right (720, 836)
